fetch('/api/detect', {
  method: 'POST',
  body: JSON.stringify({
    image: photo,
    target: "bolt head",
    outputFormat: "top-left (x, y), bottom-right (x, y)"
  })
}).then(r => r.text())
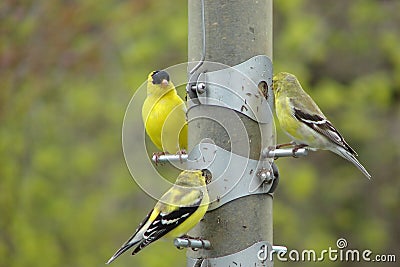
top-left (197, 83), bottom-right (206, 94)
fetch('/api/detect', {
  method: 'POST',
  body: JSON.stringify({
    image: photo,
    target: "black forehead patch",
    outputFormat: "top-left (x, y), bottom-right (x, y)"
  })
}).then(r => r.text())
top-left (151, 70), bottom-right (170, 85)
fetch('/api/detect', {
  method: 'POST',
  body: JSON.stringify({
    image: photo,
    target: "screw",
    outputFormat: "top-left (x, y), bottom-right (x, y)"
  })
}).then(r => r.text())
top-left (197, 82), bottom-right (206, 94)
top-left (256, 167), bottom-right (272, 183)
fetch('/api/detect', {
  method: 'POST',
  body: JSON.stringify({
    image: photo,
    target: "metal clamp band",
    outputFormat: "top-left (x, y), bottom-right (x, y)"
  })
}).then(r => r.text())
top-left (189, 55), bottom-right (273, 123)
top-left (188, 143), bottom-right (277, 210)
top-left (187, 241), bottom-right (274, 267)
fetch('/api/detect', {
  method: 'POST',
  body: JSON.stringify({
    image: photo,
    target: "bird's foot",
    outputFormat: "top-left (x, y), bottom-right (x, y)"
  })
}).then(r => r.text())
top-left (176, 149), bottom-right (187, 164)
top-left (180, 234), bottom-right (195, 239)
top-left (292, 144), bottom-right (308, 158)
top-left (180, 235), bottom-right (207, 251)
top-left (152, 151), bottom-right (166, 165)
top-left (275, 141), bottom-right (296, 149)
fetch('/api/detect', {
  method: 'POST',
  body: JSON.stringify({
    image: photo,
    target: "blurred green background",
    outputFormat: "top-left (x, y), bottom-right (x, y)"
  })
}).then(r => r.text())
top-left (1, 0), bottom-right (399, 266)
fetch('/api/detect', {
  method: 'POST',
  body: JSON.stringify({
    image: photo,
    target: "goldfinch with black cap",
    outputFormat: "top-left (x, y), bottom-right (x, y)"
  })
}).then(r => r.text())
top-left (106, 169), bottom-right (210, 264)
top-left (142, 70), bottom-right (187, 154)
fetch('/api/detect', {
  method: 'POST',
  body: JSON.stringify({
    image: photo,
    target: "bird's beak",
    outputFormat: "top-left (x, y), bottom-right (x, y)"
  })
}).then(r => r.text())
top-left (161, 79), bottom-right (169, 87)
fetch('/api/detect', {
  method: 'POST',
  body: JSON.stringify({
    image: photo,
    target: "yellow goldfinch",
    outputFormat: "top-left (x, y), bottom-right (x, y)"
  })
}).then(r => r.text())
top-left (142, 70), bottom-right (188, 154)
top-left (106, 170), bottom-right (210, 264)
top-left (273, 72), bottom-right (371, 179)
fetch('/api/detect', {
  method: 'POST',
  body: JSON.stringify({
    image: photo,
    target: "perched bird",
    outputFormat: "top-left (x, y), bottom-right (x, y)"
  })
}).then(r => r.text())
top-left (106, 169), bottom-right (210, 264)
top-left (142, 70), bottom-right (187, 154)
top-left (273, 72), bottom-right (371, 179)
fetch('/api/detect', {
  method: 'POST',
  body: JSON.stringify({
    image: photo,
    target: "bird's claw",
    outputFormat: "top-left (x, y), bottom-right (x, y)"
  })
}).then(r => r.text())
top-left (291, 144), bottom-right (308, 158)
top-left (177, 149), bottom-right (187, 164)
top-left (292, 147), bottom-right (299, 158)
top-left (179, 235), bottom-right (207, 251)
top-left (152, 151), bottom-right (166, 165)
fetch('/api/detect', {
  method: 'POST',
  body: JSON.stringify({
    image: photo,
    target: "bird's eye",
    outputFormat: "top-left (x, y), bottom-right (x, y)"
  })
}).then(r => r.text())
top-left (286, 76), bottom-right (296, 83)
top-left (201, 169), bottom-right (212, 184)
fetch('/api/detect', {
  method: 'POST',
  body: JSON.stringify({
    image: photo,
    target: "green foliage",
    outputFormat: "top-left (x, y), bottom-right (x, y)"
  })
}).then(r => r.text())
top-left (274, 1), bottom-right (400, 266)
top-left (1, 0), bottom-right (399, 266)
top-left (0, 0), bottom-right (187, 266)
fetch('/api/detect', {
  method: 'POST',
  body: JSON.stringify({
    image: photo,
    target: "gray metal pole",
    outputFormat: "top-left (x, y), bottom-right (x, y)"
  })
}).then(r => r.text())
top-left (187, 0), bottom-right (273, 264)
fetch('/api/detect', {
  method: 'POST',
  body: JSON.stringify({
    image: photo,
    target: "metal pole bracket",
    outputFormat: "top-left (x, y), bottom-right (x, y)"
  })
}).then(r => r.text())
top-left (187, 241), bottom-right (281, 267)
top-left (188, 55), bottom-right (274, 123)
top-left (188, 143), bottom-right (278, 210)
